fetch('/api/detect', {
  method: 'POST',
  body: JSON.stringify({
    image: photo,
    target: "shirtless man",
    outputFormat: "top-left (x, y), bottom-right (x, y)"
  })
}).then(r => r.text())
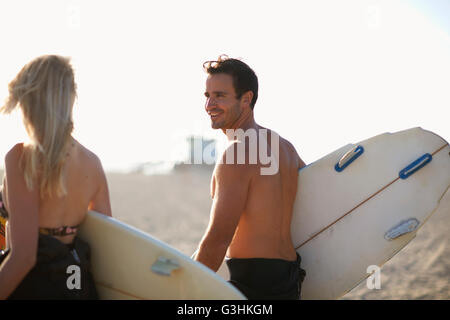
top-left (194, 56), bottom-right (306, 300)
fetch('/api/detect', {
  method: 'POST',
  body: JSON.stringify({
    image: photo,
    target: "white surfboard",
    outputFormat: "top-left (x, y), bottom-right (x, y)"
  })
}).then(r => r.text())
top-left (78, 211), bottom-right (246, 300)
top-left (291, 127), bottom-right (450, 300)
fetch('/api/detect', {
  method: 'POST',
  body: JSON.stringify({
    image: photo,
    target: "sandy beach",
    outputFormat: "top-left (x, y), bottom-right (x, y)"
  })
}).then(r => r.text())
top-left (1, 167), bottom-right (448, 299)
top-left (106, 167), bottom-right (449, 300)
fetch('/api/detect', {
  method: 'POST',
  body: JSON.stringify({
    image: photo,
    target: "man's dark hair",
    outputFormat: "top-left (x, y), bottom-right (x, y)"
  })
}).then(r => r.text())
top-left (203, 55), bottom-right (258, 110)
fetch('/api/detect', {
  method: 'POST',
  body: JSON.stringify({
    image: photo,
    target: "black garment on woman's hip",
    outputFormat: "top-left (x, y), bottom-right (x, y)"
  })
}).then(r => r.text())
top-left (7, 233), bottom-right (98, 300)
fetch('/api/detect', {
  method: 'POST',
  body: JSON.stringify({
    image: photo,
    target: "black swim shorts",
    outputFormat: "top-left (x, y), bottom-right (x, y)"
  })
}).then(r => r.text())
top-left (226, 253), bottom-right (306, 300)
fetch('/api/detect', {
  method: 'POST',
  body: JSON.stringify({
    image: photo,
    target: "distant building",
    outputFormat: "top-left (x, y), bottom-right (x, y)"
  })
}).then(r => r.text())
top-left (132, 135), bottom-right (218, 175)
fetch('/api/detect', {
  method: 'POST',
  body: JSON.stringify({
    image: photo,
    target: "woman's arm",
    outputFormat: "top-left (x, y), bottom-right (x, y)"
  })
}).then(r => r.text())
top-left (88, 156), bottom-right (112, 217)
top-left (0, 144), bottom-right (39, 299)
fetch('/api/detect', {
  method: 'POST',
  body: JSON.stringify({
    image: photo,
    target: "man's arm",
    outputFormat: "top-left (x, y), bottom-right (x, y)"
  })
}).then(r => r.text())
top-left (195, 143), bottom-right (252, 272)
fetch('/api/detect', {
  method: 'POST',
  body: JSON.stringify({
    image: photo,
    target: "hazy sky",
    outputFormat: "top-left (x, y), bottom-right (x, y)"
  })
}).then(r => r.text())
top-left (0, 0), bottom-right (449, 171)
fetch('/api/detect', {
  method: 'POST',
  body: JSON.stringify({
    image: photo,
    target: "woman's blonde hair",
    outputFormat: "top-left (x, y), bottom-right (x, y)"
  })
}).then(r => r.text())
top-left (0, 55), bottom-right (76, 198)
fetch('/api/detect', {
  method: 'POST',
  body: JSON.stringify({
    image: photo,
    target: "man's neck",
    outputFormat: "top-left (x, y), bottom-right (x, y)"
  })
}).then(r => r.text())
top-left (222, 110), bottom-right (259, 141)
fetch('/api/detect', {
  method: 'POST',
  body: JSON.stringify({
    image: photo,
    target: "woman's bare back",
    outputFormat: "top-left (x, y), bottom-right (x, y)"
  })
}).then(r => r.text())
top-left (3, 139), bottom-right (111, 244)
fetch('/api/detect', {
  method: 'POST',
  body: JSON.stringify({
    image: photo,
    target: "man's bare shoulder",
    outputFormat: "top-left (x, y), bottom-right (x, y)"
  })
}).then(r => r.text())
top-left (284, 138), bottom-right (299, 157)
top-left (215, 141), bottom-right (256, 178)
top-left (277, 135), bottom-right (306, 170)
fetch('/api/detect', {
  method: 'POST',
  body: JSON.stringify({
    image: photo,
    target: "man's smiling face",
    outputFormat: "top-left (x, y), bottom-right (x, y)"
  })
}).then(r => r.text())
top-left (204, 73), bottom-right (242, 130)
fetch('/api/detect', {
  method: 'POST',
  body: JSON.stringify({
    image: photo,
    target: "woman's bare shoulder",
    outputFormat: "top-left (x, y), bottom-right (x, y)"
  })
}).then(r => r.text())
top-left (4, 143), bottom-right (24, 167)
top-left (73, 141), bottom-right (105, 174)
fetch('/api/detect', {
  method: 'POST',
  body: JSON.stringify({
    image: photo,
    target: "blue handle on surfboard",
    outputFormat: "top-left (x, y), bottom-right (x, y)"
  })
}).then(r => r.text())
top-left (399, 153), bottom-right (432, 179)
top-left (335, 145), bottom-right (364, 172)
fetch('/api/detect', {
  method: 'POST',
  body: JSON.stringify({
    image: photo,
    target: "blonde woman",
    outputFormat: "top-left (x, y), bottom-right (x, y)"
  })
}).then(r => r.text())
top-left (0, 55), bottom-right (112, 299)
